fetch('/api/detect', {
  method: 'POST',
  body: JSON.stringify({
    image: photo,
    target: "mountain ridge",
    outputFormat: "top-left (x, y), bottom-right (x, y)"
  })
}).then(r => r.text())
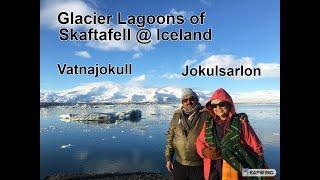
top-left (40, 82), bottom-right (280, 104)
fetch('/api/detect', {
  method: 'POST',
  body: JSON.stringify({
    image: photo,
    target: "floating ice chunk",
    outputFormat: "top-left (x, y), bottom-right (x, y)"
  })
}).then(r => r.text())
top-left (150, 113), bottom-right (160, 116)
top-left (60, 114), bottom-right (70, 119)
top-left (116, 112), bottom-right (129, 120)
top-left (59, 110), bottom-right (142, 124)
top-left (60, 144), bottom-right (72, 149)
top-left (112, 136), bottom-right (117, 139)
top-left (159, 105), bottom-right (172, 108)
top-left (41, 127), bottom-right (48, 131)
top-left (149, 136), bottom-right (153, 138)
top-left (115, 110), bottom-right (142, 121)
top-left (60, 113), bottom-right (116, 123)
top-left (273, 133), bottom-right (280, 136)
top-left (60, 114), bottom-right (78, 119)
top-left (60, 118), bottom-right (71, 122)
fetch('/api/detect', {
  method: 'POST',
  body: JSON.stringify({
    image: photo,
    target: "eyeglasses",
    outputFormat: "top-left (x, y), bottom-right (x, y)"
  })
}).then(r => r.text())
top-left (211, 101), bottom-right (228, 108)
top-left (182, 97), bottom-right (196, 103)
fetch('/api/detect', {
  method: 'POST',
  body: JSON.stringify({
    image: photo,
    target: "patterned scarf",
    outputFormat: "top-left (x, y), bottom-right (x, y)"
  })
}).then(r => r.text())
top-left (180, 102), bottom-right (201, 135)
top-left (205, 113), bottom-right (265, 180)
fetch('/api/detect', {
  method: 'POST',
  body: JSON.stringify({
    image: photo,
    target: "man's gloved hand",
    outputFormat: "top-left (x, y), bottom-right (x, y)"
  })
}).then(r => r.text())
top-left (202, 147), bottom-right (222, 160)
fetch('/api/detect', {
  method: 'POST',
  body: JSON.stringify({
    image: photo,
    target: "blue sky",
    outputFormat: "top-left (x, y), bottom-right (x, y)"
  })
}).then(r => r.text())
top-left (40, 0), bottom-right (279, 92)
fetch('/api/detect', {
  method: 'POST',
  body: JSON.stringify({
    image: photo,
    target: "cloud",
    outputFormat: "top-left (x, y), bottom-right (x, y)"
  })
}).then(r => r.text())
top-left (126, 75), bottom-right (146, 87)
top-left (85, 25), bottom-right (159, 52)
top-left (130, 75), bottom-right (146, 82)
top-left (182, 59), bottom-right (197, 68)
top-left (169, 8), bottom-right (195, 19)
top-left (196, 44), bottom-right (206, 53)
top-left (255, 63), bottom-right (280, 78)
top-left (231, 90), bottom-right (280, 103)
top-left (75, 51), bottom-right (91, 58)
top-left (169, 8), bottom-right (187, 16)
top-left (162, 73), bottom-right (183, 79)
top-left (195, 43), bottom-right (210, 57)
top-left (40, 0), bottom-right (94, 29)
top-left (132, 52), bottom-right (142, 59)
top-left (200, 0), bottom-right (212, 6)
top-left (40, 0), bottom-right (158, 52)
top-left (197, 54), bottom-right (280, 79)
top-left (157, 9), bottom-right (189, 29)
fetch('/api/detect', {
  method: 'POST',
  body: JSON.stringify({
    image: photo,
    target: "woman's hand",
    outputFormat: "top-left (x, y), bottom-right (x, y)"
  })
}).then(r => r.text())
top-left (202, 147), bottom-right (222, 160)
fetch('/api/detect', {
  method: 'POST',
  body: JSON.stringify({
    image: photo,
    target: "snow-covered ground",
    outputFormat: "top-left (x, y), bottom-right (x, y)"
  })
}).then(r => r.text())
top-left (41, 82), bottom-right (280, 104)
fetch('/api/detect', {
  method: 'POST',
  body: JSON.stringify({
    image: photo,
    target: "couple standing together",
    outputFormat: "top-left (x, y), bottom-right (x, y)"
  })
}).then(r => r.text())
top-left (165, 88), bottom-right (270, 180)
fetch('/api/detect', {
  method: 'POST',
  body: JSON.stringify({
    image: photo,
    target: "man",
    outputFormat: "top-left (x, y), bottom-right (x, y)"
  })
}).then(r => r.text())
top-left (165, 88), bottom-right (210, 180)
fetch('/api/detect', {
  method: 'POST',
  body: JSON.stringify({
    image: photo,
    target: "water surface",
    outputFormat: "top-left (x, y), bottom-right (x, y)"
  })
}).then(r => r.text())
top-left (40, 103), bottom-right (280, 179)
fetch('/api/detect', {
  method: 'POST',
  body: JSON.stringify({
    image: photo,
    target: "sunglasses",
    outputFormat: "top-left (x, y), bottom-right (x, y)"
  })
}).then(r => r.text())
top-left (182, 97), bottom-right (196, 103)
top-left (211, 101), bottom-right (229, 108)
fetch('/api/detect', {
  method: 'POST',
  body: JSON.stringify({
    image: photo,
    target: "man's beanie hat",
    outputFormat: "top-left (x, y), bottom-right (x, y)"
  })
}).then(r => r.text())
top-left (181, 88), bottom-right (199, 102)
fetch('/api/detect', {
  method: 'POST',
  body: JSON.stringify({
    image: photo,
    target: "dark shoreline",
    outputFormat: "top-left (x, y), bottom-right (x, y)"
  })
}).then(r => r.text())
top-left (44, 172), bottom-right (168, 180)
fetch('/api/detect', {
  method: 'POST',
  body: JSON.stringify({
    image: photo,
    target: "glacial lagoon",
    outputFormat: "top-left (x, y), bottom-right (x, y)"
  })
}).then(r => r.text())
top-left (40, 103), bottom-right (280, 179)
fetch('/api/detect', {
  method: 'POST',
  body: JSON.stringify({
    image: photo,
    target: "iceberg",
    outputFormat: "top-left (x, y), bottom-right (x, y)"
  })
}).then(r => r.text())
top-left (60, 144), bottom-right (72, 149)
top-left (59, 109), bottom-right (142, 124)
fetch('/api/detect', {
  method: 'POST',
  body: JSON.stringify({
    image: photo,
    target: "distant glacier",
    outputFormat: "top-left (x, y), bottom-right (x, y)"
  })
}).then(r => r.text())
top-left (40, 82), bottom-right (280, 104)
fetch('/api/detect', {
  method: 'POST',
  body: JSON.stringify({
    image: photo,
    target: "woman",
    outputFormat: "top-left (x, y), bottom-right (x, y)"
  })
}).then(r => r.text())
top-left (196, 88), bottom-right (269, 180)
